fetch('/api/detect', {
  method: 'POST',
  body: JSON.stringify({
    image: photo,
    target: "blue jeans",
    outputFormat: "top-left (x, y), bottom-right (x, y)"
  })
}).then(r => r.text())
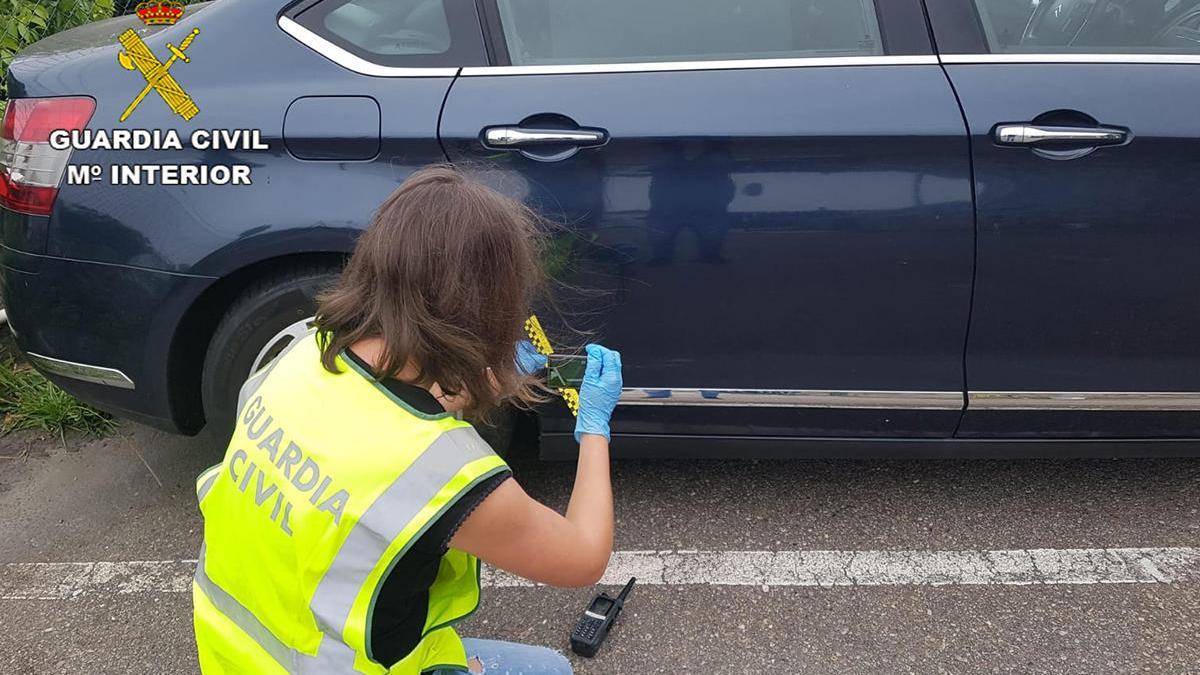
top-left (429, 638), bottom-right (573, 675)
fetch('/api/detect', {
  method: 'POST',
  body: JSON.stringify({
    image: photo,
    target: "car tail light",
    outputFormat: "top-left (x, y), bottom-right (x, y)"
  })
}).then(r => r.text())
top-left (0, 97), bottom-right (95, 216)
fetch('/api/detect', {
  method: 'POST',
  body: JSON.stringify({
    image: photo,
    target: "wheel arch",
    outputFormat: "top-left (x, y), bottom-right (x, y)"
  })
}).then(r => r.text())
top-left (166, 251), bottom-right (348, 434)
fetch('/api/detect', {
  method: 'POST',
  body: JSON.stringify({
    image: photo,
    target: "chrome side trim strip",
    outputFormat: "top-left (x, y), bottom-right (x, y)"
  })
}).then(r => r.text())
top-left (461, 55), bottom-right (938, 77)
top-left (970, 392), bottom-right (1200, 411)
top-left (615, 388), bottom-right (1200, 411)
top-left (618, 388), bottom-right (963, 410)
top-left (277, 17), bottom-right (459, 77)
top-left (941, 53), bottom-right (1200, 65)
top-left (25, 352), bottom-right (135, 390)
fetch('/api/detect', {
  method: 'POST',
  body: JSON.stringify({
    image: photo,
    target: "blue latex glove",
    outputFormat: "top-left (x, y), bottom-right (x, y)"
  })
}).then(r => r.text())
top-left (515, 339), bottom-right (548, 376)
top-left (575, 343), bottom-right (623, 442)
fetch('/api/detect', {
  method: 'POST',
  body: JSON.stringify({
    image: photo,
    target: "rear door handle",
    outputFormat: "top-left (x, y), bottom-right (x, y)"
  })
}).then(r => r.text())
top-left (995, 124), bottom-right (1127, 146)
top-left (482, 127), bottom-right (607, 149)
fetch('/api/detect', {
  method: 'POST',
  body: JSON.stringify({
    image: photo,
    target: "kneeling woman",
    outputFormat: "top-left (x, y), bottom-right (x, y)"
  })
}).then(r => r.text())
top-left (192, 166), bottom-right (621, 674)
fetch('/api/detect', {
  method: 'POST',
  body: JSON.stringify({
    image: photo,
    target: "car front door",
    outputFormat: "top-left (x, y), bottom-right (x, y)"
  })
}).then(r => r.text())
top-left (441, 0), bottom-right (975, 443)
top-left (927, 0), bottom-right (1200, 438)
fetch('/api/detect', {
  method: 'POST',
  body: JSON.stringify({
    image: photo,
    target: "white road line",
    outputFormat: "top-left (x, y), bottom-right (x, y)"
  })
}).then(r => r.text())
top-left (1, 560), bottom-right (197, 600)
top-left (4, 549), bottom-right (1200, 600)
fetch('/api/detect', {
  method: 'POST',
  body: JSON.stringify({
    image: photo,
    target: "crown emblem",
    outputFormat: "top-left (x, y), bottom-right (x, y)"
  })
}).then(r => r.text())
top-left (135, 1), bottom-right (185, 26)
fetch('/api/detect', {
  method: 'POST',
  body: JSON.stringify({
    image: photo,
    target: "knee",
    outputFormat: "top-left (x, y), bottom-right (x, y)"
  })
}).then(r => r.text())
top-left (525, 645), bottom-right (573, 675)
top-left (546, 648), bottom-right (573, 675)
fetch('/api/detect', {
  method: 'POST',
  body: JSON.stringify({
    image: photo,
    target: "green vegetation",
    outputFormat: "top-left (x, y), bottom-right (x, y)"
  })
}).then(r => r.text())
top-left (0, 0), bottom-right (120, 437)
top-left (0, 0), bottom-right (115, 105)
top-left (0, 356), bottom-right (115, 437)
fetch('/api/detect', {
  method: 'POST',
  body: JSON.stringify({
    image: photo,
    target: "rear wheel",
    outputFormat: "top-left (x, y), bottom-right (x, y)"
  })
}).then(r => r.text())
top-left (201, 267), bottom-right (338, 438)
top-left (200, 266), bottom-right (523, 455)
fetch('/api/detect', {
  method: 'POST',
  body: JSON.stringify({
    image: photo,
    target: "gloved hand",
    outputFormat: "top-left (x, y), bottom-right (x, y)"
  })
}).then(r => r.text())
top-left (575, 343), bottom-right (623, 442)
top-left (514, 339), bottom-right (548, 376)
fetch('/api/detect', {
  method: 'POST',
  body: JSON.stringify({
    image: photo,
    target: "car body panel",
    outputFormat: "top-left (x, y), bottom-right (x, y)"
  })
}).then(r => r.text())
top-left (921, 0), bottom-right (1200, 438)
top-left (3, 0), bottom-right (1199, 453)
top-left (8, 0), bottom-right (450, 277)
top-left (0, 243), bottom-right (214, 429)
top-left (440, 64), bottom-right (974, 438)
top-left (946, 63), bottom-right (1200, 438)
top-left (2, 0), bottom-right (452, 431)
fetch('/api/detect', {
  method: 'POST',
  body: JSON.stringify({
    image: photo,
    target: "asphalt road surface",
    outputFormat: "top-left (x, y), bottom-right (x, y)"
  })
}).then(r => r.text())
top-left (2, 424), bottom-right (1200, 674)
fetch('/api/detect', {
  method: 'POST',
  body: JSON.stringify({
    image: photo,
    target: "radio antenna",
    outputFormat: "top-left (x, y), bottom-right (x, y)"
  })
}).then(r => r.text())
top-left (616, 577), bottom-right (636, 603)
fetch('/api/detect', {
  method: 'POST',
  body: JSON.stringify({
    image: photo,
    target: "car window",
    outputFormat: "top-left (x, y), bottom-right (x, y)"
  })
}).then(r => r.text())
top-left (315, 0), bottom-right (450, 55)
top-left (495, 0), bottom-right (883, 66)
top-left (322, 0), bottom-right (450, 55)
top-left (972, 0), bottom-right (1200, 53)
top-left (291, 0), bottom-right (487, 68)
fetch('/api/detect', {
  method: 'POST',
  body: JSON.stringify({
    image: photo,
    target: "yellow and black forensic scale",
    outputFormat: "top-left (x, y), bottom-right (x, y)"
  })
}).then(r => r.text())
top-left (523, 315), bottom-right (580, 417)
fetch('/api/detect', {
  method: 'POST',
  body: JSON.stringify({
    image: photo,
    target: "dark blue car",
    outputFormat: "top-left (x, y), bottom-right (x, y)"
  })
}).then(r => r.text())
top-left (4, 0), bottom-right (1200, 456)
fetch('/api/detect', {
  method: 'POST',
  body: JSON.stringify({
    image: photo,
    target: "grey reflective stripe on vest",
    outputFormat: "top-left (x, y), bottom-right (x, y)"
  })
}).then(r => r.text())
top-left (196, 468), bottom-right (219, 502)
top-left (195, 545), bottom-right (301, 670)
top-left (195, 425), bottom-right (493, 673)
top-left (299, 632), bottom-right (358, 674)
top-left (196, 546), bottom-right (359, 672)
top-left (309, 426), bottom-right (493, 643)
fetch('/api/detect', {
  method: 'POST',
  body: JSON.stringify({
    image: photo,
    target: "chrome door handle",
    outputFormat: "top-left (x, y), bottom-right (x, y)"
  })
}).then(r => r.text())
top-left (483, 127), bottom-right (607, 148)
top-left (995, 124), bottom-right (1127, 146)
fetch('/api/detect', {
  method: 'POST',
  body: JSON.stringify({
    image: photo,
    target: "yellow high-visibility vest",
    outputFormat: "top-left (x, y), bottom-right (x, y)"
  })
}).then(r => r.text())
top-left (192, 331), bottom-right (508, 673)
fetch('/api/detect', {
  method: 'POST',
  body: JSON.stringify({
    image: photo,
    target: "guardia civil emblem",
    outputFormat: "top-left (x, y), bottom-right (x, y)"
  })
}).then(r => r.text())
top-left (116, 1), bottom-right (199, 122)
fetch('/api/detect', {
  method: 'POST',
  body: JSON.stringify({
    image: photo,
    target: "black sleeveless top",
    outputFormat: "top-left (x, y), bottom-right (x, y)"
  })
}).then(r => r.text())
top-left (344, 349), bottom-right (511, 667)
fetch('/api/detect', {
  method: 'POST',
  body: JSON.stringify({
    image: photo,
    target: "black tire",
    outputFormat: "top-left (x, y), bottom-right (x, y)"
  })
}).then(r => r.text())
top-left (200, 265), bottom-right (523, 455)
top-left (202, 266), bottom-right (340, 438)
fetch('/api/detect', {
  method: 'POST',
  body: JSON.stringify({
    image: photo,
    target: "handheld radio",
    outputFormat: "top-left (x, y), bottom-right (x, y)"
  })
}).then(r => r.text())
top-left (569, 577), bottom-right (636, 657)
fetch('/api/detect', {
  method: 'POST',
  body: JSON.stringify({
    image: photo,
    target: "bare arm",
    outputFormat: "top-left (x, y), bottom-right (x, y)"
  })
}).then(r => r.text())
top-left (450, 344), bottom-right (622, 587)
top-left (450, 433), bottom-right (612, 587)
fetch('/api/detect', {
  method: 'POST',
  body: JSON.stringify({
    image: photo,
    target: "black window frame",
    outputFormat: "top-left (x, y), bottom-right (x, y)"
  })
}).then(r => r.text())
top-left (282, 0), bottom-right (489, 68)
top-left (474, 0), bottom-right (936, 67)
top-left (875, 0), bottom-right (937, 56)
top-left (923, 0), bottom-right (1015, 54)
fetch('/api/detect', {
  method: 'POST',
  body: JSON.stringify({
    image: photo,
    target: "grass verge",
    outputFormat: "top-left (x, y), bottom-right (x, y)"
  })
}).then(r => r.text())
top-left (0, 355), bottom-right (116, 438)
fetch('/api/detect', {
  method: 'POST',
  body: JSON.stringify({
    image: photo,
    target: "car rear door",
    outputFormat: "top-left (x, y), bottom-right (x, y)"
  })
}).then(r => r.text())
top-left (440, 0), bottom-right (974, 441)
top-left (927, 0), bottom-right (1200, 437)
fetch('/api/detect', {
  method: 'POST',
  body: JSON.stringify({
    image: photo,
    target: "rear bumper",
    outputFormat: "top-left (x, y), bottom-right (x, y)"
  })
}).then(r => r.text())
top-left (1, 242), bottom-right (214, 432)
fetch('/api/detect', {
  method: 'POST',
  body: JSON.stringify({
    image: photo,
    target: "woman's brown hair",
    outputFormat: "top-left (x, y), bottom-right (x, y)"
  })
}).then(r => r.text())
top-left (313, 165), bottom-right (546, 420)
